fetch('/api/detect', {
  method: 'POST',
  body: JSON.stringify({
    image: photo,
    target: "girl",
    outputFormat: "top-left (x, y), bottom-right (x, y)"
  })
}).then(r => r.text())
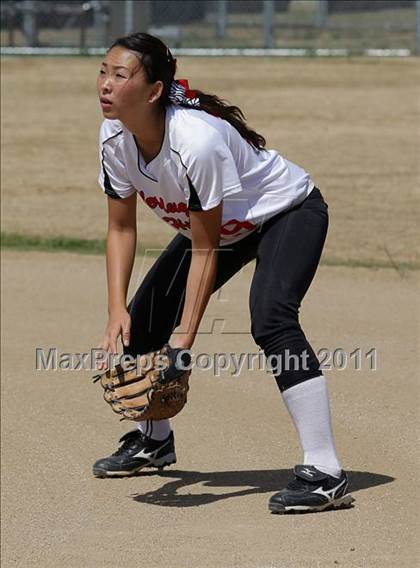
top-left (93, 32), bottom-right (353, 514)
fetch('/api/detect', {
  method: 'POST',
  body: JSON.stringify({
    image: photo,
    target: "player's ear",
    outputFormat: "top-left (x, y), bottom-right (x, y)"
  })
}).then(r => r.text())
top-left (148, 80), bottom-right (164, 104)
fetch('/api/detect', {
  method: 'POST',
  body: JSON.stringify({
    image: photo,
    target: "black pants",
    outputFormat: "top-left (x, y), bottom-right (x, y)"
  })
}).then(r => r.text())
top-left (124, 187), bottom-right (329, 392)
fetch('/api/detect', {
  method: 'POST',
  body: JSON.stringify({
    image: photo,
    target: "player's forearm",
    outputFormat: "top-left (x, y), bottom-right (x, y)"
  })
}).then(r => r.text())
top-left (173, 249), bottom-right (218, 349)
top-left (106, 226), bottom-right (137, 313)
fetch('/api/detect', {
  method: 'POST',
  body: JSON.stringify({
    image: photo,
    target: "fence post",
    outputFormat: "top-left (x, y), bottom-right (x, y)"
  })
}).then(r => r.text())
top-left (263, 0), bottom-right (275, 49)
top-left (91, 0), bottom-right (108, 47)
top-left (216, 0), bottom-right (227, 39)
top-left (125, 0), bottom-right (134, 35)
top-left (80, 4), bottom-right (92, 50)
top-left (22, 0), bottom-right (38, 47)
top-left (416, 0), bottom-right (420, 55)
top-left (7, 4), bottom-right (16, 47)
top-left (315, 0), bottom-right (328, 29)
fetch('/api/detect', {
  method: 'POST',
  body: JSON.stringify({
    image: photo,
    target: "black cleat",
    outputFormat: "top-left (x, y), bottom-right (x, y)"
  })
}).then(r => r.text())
top-left (93, 429), bottom-right (176, 478)
top-left (269, 465), bottom-right (354, 514)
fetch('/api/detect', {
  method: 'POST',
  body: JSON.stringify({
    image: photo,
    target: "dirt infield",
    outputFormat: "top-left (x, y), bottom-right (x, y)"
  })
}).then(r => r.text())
top-left (1, 54), bottom-right (419, 566)
top-left (1, 250), bottom-right (419, 567)
top-left (1, 56), bottom-right (419, 267)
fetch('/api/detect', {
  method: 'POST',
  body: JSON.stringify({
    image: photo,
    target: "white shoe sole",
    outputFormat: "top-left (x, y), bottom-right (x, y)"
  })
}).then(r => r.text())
top-left (269, 493), bottom-right (355, 514)
top-left (93, 453), bottom-right (177, 478)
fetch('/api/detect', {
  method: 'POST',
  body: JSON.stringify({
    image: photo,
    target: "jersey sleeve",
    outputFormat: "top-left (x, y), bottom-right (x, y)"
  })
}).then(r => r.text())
top-left (182, 130), bottom-right (242, 211)
top-left (98, 122), bottom-right (135, 200)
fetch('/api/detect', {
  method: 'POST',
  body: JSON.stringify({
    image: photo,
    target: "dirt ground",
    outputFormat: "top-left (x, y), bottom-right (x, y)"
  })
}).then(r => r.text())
top-left (1, 250), bottom-right (419, 567)
top-left (1, 55), bottom-right (419, 567)
top-left (1, 56), bottom-right (419, 267)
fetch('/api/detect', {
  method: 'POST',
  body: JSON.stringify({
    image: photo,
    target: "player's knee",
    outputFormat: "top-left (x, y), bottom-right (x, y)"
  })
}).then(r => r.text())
top-left (250, 298), bottom-right (299, 348)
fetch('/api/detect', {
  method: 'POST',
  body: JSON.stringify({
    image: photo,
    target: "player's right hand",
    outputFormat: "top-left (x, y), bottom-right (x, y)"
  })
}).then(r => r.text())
top-left (96, 308), bottom-right (132, 370)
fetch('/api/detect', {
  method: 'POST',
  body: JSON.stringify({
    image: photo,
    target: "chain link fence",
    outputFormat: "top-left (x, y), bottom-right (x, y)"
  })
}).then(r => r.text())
top-left (1, 0), bottom-right (419, 55)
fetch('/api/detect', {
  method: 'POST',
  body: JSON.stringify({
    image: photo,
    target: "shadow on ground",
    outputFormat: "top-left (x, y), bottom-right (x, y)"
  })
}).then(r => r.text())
top-left (129, 469), bottom-right (393, 508)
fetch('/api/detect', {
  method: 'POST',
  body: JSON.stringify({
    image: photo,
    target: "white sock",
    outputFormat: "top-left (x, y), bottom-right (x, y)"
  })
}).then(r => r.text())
top-left (137, 419), bottom-right (171, 441)
top-left (282, 375), bottom-right (342, 478)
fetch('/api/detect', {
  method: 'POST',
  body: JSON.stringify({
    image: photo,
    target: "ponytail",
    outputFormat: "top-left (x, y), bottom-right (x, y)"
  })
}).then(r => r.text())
top-left (110, 32), bottom-right (266, 151)
top-left (193, 90), bottom-right (266, 150)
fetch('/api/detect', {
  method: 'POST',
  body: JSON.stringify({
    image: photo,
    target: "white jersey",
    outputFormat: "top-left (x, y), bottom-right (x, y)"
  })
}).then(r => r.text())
top-left (98, 104), bottom-right (314, 245)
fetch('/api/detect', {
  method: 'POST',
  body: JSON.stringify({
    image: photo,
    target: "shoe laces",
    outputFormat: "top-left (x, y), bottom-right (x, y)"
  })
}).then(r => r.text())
top-left (112, 430), bottom-right (144, 457)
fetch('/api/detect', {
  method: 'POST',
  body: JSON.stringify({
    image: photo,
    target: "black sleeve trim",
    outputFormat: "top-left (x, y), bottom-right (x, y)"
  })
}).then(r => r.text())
top-left (186, 174), bottom-right (203, 211)
top-left (101, 148), bottom-right (121, 200)
top-left (103, 165), bottom-right (121, 199)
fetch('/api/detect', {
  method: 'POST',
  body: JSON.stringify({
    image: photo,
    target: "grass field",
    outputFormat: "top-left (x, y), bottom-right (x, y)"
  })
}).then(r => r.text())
top-left (1, 56), bottom-right (419, 269)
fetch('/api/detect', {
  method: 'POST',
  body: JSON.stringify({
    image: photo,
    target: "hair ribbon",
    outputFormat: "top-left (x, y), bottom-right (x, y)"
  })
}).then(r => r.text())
top-left (168, 79), bottom-right (200, 108)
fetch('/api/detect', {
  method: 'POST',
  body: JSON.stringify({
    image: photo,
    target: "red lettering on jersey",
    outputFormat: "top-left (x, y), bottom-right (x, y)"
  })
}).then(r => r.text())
top-left (145, 196), bottom-right (158, 209)
top-left (162, 216), bottom-right (191, 231)
top-left (138, 193), bottom-right (254, 239)
top-left (139, 191), bottom-right (189, 217)
top-left (221, 219), bottom-right (256, 236)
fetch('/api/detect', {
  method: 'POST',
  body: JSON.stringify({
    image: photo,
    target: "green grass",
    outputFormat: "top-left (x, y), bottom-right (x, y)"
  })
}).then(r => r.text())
top-left (0, 232), bottom-right (161, 257)
top-left (321, 257), bottom-right (419, 273)
top-left (1, 232), bottom-right (419, 272)
top-left (1, 232), bottom-right (107, 255)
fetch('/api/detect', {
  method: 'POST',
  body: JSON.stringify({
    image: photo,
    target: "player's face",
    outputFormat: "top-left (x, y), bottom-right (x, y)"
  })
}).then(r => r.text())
top-left (97, 46), bottom-right (160, 120)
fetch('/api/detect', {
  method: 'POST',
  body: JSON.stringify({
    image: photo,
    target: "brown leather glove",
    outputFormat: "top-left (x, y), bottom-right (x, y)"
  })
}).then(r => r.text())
top-left (93, 344), bottom-right (191, 421)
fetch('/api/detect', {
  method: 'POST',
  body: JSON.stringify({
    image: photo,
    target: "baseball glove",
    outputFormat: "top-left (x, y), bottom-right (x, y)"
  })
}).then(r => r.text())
top-left (93, 344), bottom-right (192, 421)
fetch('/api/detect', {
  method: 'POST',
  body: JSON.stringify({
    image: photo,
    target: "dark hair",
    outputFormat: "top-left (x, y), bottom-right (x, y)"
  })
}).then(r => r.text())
top-left (109, 32), bottom-right (266, 150)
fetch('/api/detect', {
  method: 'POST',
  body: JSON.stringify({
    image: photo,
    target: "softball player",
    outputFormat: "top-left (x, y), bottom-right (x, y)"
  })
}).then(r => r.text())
top-left (93, 32), bottom-right (353, 514)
